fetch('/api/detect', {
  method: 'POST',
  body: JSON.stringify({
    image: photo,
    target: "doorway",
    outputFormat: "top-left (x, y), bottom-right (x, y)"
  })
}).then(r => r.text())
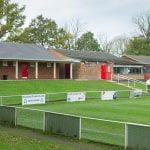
top-left (21, 64), bottom-right (28, 78)
top-left (100, 64), bottom-right (111, 80)
top-left (65, 64), bottom-right (70, 79)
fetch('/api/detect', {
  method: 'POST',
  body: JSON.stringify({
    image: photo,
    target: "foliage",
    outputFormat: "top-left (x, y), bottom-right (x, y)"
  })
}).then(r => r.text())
top-left (1, 1), bottom-right (101, 51)
top-left (7, 27), bottom-right (32, 43)
top-left (25, 15), bottom-right (57, 47)
top-left (8, 15), bottom-right (74, 49)
top-left (124, 36), bottom-right (150, 55)
top-left (77, 31), bottom-right (101, 51)
top-left (55, 28), bottom-right (73, 49)
top-left (0, 0), bottom-right (25, 40)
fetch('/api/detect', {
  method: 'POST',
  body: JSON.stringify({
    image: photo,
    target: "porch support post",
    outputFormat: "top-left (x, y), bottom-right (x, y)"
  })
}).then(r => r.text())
top-left (53, 62), bottom-right (56, 79)
top-left (70, 63), bottom-right (73, 79)
top-left (15, 61), bottom-right (18, 79)
top-left (35, 61), bottom-right (38, 79)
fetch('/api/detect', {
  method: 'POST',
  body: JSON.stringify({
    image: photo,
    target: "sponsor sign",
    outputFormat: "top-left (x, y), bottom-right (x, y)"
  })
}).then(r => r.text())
top-left (146, 79), bottom-right (150, 85)
top-left (22, 94), bottom-right (45, 105)
top-left (67, 92), bottom-right (85, 102)
top-left (101, 91), bottom-right (117, 100)
top-left (130, 90), bottom-right (142, 98)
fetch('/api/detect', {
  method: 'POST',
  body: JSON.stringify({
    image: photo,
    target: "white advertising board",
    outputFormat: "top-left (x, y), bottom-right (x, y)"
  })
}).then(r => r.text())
top-left (22, 94), bottom-right (45, 105)
top-left (67, 92), bottom-right (85, 102)
top-left (130, 90), bottom-right (142, 98)
top-left (101, 91), bottom-right (116, 100)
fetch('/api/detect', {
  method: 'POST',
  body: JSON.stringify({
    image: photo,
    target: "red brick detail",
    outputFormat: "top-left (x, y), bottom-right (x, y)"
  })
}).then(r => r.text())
top-left (73, 62), bottom-right (101, 80)
top-left (0, 61), bottom-right (15, 80)
top-left (49, 50), bottom-right (69, 59)
top-left (38, 62), bottom-right (59, 79)
top-left (144, 73), bottom-right (150, 80)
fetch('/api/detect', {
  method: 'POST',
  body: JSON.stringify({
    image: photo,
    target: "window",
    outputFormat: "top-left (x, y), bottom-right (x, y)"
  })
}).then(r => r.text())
top-left (47, 62), bottom-right (52, 67)
top-left (2, 61), bottom-right (8, 67)
top-left (143, 66), bottom-right (150, 73)
top-left (114, 67), bottom-right (142, 74)
top-left (114, 67), bottom-right (120, 74)
top-left (129, 68), bottom-right (142, 74)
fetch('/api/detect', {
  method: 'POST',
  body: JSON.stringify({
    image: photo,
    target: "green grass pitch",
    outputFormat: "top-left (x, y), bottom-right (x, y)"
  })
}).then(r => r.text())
top-left (0, 80), bottom-right (150, 146)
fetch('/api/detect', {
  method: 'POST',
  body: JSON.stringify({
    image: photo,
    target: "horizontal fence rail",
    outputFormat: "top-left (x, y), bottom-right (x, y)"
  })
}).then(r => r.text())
top-left (0, 105), bottom-right (150, 149)
top-left (113, 74), bottom-right (148, 92)
top-left (0, 89), bottom-right (149, 106)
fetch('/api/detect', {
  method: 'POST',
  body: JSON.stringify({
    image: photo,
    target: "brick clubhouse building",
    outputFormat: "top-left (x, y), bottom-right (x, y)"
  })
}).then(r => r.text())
top-left (0, 42), bottom-right (77, 80)
top-left (0, 42), bottom-right (143, 80)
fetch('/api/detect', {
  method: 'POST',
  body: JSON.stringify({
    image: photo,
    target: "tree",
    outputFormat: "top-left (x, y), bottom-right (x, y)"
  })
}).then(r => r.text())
top-left (123, 11), bottom-right (150, 56)
top-left (111, 35), bottom-right (129, 56)
top-left (0, 0), bottom-right (25, 40)
top-left (9, 15), bottom-right (58, 47)
top-left (8, 15), bottom-right (74, 49)
top-left (27, 15), bottom-right (58, 47)
top-left (77, 31), bottom-right (101, 51)
top-left (64, 18), bottom-right (86, 49)
top-left (54, 27), bottom-right (73, 49)
top-left (98, 34), bottom-right (112, 53)
top-left (133, 11), bottom-right (150, 39)
top-left (124, 37), bottom-right (150, 55)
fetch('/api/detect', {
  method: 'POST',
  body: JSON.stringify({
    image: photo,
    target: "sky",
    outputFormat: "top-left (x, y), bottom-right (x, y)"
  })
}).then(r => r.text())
top-left (12, 0), bottom-right (150, 39)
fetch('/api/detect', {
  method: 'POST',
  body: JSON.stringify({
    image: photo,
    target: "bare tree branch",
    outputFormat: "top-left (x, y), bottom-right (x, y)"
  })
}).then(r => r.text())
top-left (133, 11), bottom-right (150, 39)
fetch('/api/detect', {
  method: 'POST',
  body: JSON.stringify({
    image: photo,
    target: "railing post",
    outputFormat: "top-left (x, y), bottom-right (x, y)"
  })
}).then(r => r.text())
top-left (79, 117), bottom-right (81, 140)
top-left (15, 107), bottom-right (17, 126)
top-left (146, 84), bottom-right (148, 93)
top-left (43, 111), bottom-right (45, 132)
top-left (125, 123), bottom-right (128, 150)
top-left (133, 80), bottom-right (135, 88)
top-left (0, 96), bottom-right (2, 105)
top-left (45, 93), bottom-right (47, 102)
top-left (128, 79), bottom-right (129, 87)
top-left (117, 74), bottom-right (120, 83)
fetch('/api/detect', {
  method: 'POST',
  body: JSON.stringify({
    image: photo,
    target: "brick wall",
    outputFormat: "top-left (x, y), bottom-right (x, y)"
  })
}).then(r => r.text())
top-left (0, 61), bottom-right (15, 80)
top-left (126, 74), bottom-right (144, 80)
top-left (144, 73), bottom-right (150, 80)
top-left (38, 62), bottom-right (53, 79)
top-left (73, 62), bottom-right (100, 80)
top-left (113, 73), bottom-right (144, 81)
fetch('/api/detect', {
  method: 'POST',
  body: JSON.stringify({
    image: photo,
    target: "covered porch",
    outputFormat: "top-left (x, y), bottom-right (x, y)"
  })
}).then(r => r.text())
top-left (0, 60), bottom-right (75, 80)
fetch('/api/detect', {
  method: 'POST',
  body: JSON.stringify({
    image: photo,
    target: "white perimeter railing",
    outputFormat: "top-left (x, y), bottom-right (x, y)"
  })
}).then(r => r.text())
top-left (113, 74), bottom-right (148, 92)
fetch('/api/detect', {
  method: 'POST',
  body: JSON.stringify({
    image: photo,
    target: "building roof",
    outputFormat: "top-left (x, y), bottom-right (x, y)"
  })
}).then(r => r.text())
top-left (122, 55), bottom-right (150, 65)
top-left (0, 42), bottom-right (76, 62)
top-left (50, 48), bottom-right (141, 65)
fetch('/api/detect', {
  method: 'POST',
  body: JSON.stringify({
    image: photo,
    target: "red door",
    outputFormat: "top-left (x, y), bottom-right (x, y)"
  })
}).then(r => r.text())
top-left (100, 64), bottom-right (112, 80)
top-left (101, 65), bottom-right (107, 79)
top-left (21, 64), bottom-right (28, 78)
top-left (65, 64), bottom-right (70, 79)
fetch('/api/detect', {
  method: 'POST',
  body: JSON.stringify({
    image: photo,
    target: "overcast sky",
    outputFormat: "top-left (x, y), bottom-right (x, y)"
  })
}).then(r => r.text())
top-left (12, 0), bottom-right (150, 39)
